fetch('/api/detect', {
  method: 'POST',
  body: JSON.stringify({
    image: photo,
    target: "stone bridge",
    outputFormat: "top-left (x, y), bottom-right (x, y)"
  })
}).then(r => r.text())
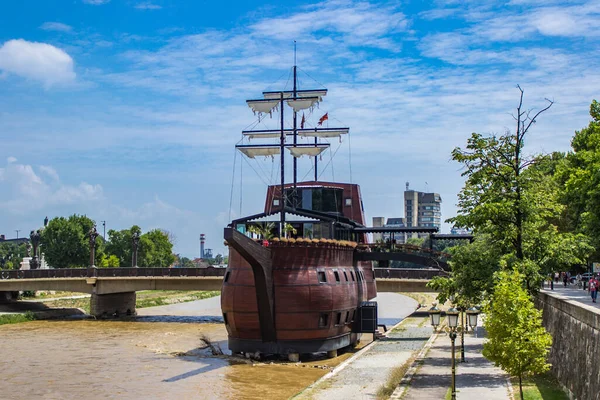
top-left (0, 267), bottom-right (444, 317)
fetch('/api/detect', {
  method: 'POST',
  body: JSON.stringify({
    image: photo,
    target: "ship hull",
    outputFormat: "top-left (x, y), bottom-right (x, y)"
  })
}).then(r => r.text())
top-left (221, 240), bottom-right (377, 356)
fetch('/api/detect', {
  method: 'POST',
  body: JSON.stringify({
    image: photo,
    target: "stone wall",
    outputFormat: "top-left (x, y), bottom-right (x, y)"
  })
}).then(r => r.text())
top-left (536, 292), bottom-right (600, 400)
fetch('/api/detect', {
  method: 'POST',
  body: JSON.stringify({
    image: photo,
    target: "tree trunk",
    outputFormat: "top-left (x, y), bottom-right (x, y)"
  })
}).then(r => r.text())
top-left (519, 373), bottom-right (524, 400)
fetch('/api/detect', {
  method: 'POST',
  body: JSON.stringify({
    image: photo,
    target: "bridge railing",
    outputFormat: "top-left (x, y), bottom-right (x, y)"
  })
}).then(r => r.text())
top-left (0, 267), bottom-right (227, 279)
top-left (357, 243), bottom-right (451, 260)
top-left (373, 268), bottom-right (446, 279)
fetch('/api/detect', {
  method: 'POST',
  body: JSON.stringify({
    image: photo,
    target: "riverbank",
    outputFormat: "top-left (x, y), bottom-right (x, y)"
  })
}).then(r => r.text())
top-left (0, 290), bottom-right (221, 322)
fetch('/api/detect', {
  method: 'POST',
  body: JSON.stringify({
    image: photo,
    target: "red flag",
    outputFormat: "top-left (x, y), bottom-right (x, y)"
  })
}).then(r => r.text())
top-left (317, 112), bottom-right (328, 126)
top-left (301, 113), bottom-right (306, 129)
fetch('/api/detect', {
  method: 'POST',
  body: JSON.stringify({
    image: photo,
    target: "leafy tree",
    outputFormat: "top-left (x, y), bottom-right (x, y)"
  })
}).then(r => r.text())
top-left (41, 215), bottom-right (104, 268)
top-left (405, 237), bottom-right (425, 247)
top-left (215, 254), bottom-right (223, 265)
top-left (483, 270), bottom-right (552, 400)
top-left (138, 229), bottom-right (175, 268)
top-left (447, 87), bottom-right (590, 293)
top-left (557, 100), bottom-right (600, 258)
top-left (99, 254), bottom-right (120, 268)
top-left (105, 225), bottom-right (141, 267)
top-left (0, 242), bottom-right (28, 270)
top-left (180, 256), bottom-right (195, 268)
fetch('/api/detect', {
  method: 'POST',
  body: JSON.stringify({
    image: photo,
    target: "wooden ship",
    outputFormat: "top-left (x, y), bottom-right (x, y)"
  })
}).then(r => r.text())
top-left (222, 57), bottom-right (377, 359)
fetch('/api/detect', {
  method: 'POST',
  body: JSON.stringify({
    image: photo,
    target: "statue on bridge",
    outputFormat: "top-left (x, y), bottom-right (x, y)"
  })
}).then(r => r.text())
top-left (131, 231), bottom-right (140, 268)
top-left (89, 225), bottom-right (99, 268)
top-left (29, 230), bottom-right (41, 270)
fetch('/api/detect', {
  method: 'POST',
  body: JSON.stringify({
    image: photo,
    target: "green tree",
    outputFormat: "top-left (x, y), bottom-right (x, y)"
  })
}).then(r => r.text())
top-left (180, 256), bottom-right (195, 268)
top-left (0, 242), bottom-right (28, 270)
top-left (483, 270), bottom-right (552, 400)
top-left (138, 229), bottom-right (175, 268)
top-left (447, 87), bottom-right (590, 293)
top-left (99, 254), bottom-right (120, 268)
top-left (41, 215), bottom-right (104, 268)
top-left (557, 100), bottom-right (600, 258)
top-left (105, 225), bottom-right (141, 267)
top-left (215, 254), bottom-right (224, 265)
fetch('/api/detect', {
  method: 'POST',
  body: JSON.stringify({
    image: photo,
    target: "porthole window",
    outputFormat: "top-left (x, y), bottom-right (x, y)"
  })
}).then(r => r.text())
top-left (319, 313), bottom-right (329, 328)
top-left (334, 271), bottom-right (340, 282)
top-left (350, 271), bottom-right (355, 281)
top-left (336, 312), bottom-right (342, 325)
top-left (273, 199), bottom-right (280, 206)
top-left (345, 312), bottom-right (350, 324)
top-left (224, 271), bottom-right (231, 282)
top-left (343, 271), bottom-right (348, 281)
top-left (223, 313), bottom-right (228, 325)
top-left (318, 271), bottom-right (327, 283)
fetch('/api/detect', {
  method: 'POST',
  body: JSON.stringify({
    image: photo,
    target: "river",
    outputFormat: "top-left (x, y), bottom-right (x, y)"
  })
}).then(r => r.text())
top-left (0, 293), bottom-right (417, 400)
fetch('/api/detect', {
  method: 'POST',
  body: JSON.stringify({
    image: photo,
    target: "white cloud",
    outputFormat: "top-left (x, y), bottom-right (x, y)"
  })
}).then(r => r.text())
top-left (0, 39), bottom-right (75, 87)
top-left (0, 160), bottom-right (103, 214)
top-left (82, 0), bottom-right (110, 4)
top-left (39, 22), bottom-right (73, 33)
top-left (135, 2), bottom-right (162, 10)
top-left (6, 157), bottom-right (17, 164)
top-left (39, 165), bottom-right (59, 181)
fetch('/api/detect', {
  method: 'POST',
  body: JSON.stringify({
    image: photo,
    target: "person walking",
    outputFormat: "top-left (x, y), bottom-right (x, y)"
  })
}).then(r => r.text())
top-left (589, 275), bottom-right (599, 303)
top-left (563, 272), bottom-right (568, 287)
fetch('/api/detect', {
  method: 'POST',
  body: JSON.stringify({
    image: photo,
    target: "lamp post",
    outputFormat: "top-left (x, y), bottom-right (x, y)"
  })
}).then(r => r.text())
top-left (429, 304), bottom-right (441, 332)
top-left (446, 307), bottom-right (460, 400)
top-left (460, 306), bottom-right (466, 363)
top-left (132, 231), bottom-right (140, 268)
top-left (466, 307), bottom-right (480, 335)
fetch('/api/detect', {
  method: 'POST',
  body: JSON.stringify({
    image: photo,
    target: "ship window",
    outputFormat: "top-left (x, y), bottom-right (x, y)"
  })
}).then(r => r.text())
top-left (345, 198), bottom-right (352, 206)
top-left (334, 271), bottom-right (340, 282)
top-left (224, 271), bottom-right (231, 283)
top-left (351, 310), bottom-right (356, 322)
top-left (273, 199), bottom-right (280, 206)
top-left (223, 313), bottom-right (228, 325)
top-left (319, 313), bottom-right (329, 328)
top-left (350, 271), bottom-right (355, 281)
top-left (343, 271), bottom-right (348, 281)
top-left (318, 271), bottom-right (327, 283)
top-left (345, 312), bottom-right (350, 324)
top-left (335, 312), bottom-right (342, 325)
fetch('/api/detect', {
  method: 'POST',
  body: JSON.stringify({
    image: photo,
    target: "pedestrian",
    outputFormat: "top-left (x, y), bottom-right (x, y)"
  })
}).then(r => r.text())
top-left (576, 273), bottom-right (582, 288)
top-left (563, 272), bottom-right (568, 287)
top-left (589, 275), bottom-right (599, 303)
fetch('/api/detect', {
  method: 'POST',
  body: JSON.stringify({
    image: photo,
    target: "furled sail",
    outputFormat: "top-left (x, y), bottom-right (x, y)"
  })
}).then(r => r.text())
top-left (288, 145), bottom-right (329, 158)
top-left (246, 99), bottom-right (279, 115)
top-left (286, 97), bottom-right (320, 112)
top-left (299, 128), bottom-right (349, 138)
top-left (242, 131), bottom-right (281, 139)
top-left (237, 146), bottom-right (281, 158)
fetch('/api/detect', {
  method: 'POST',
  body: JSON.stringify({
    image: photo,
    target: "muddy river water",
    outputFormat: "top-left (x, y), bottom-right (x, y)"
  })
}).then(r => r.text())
top-left (0, 293), bottom-right (417, 400)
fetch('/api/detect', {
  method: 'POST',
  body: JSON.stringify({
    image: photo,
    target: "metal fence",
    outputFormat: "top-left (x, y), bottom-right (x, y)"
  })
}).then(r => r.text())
top-left (0, 267), bottom-right (227, 280)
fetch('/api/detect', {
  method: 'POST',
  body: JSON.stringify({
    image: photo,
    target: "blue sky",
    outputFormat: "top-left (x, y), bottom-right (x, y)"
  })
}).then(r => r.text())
top-left (0, 0), bottom-right (598, 258)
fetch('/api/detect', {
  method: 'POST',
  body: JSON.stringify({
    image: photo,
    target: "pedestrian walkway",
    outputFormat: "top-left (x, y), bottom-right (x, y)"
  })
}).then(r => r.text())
top-left (541, 285), bottom-right (600, 311)
top-left (400, 321), bottom-right (510, 400)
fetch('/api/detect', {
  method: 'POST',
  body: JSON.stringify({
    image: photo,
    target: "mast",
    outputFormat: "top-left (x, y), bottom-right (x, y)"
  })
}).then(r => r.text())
top-left (293, 41), bottom-right (298, 191)
top-left (280, 91), bottom-right (285, 233)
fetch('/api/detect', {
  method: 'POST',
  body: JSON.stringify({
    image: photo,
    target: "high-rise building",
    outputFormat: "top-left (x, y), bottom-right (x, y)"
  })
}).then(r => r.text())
top-left (404, 185), bottom-right (442, 239)
top-left (383, 217), bottom-right (406, 243)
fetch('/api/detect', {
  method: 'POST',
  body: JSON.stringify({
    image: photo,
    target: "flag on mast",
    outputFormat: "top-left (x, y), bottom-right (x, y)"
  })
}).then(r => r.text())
top-left (301, 113), bottom-right (306, 129)
top-left (317, 112), bottom-right (328, 126)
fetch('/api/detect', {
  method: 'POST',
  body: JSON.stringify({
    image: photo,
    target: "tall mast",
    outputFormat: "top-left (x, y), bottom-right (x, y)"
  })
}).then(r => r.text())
top-left (293, 41), bottom-right (298, 191)
top-left (280, 91), bottom-right (285, 233)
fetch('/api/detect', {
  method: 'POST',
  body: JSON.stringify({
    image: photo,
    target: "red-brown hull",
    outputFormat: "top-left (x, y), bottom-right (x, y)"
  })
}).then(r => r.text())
top-left (221, 241), bottom-right (377, 354)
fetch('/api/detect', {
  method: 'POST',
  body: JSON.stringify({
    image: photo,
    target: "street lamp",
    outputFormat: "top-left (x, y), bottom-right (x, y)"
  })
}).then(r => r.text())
top-left (446, 307), bottom-right (460, 400)
top-left (466, 307), bottom-right (480, 331)
top-left (428, 304), bottom-right (441, 331)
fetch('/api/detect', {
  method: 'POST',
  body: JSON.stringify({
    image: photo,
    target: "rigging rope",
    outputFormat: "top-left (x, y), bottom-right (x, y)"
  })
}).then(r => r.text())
top-left (239, 149), bottom-right (243, 217)
top-left (228, 148), bottom-right (238, 223)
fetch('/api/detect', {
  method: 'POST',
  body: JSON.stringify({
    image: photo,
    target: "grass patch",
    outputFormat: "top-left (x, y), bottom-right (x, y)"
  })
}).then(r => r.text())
top-left (0, 311), bottom-right (36, 325)
top-left (40, 290), bottom-right (220, 314)
top-left (511, 373), bottom-right (568, 400)
top-left (445, 388), bottom-right (452, 400)
top-left (376, 352), bottom-right (419, 399)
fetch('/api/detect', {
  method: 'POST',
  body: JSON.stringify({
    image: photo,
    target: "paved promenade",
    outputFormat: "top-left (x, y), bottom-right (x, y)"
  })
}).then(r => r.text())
top-left (400, 322), bottom-right (510, 400)
top-left (541, 284), bottom-right (600, 310)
